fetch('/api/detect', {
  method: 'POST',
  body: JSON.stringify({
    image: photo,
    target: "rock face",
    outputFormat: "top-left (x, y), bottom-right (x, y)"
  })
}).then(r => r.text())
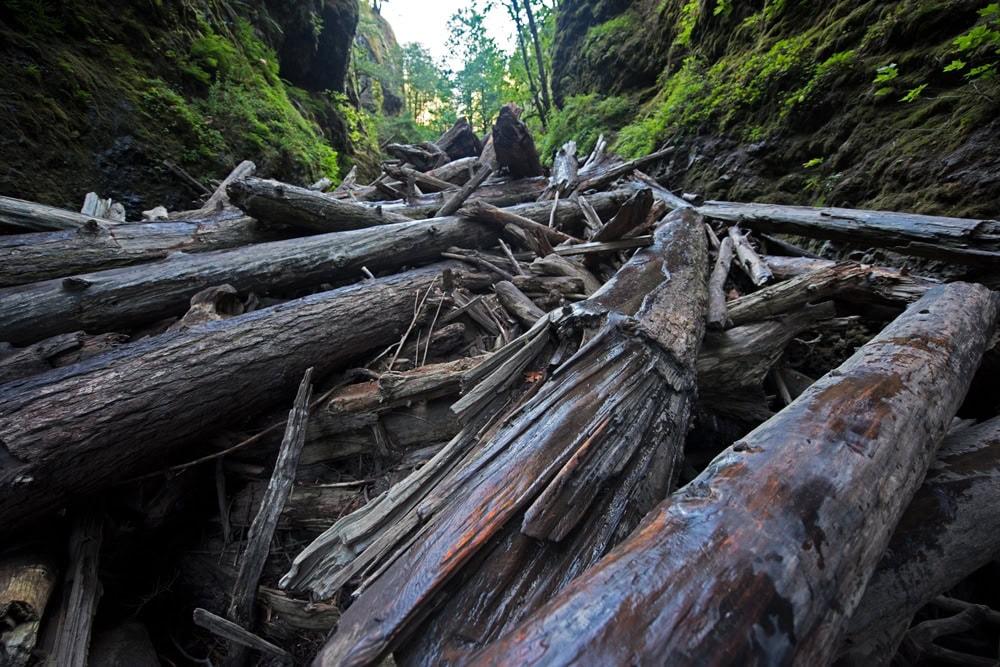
top-left (353, 2), bottom-right (405, 116)
top-left (269, 0), bottom-right (359, 94)
top-left (0, 0), bottom-right (360, 217)
top-left (551, 0), bottom-right (1000, 219)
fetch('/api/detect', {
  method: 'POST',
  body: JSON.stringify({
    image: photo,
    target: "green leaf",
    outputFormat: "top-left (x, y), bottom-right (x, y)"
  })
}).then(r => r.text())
top-left (943, 59), bottom-right (967, 72)
top-left (873, 63), bottom-right (898, 84)
top-left (967, 63), bottom-right (997, 79)
top-left (979, 3), bottom-right (999, 18)
top-left (874, 86), bottom-right (893, 96)
top-left (900, 83), bottom-right (927, 102)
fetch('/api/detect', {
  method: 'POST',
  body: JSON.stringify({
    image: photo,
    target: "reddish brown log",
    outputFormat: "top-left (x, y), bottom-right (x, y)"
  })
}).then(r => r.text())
top-left (472, 281), bottom-right (999, 666)
top-left (305, 208), bottom-right (709, 666)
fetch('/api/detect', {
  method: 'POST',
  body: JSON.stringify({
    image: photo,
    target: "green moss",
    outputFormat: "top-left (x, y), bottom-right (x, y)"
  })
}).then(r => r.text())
top-left (542, 94), bottom-right (632, 160)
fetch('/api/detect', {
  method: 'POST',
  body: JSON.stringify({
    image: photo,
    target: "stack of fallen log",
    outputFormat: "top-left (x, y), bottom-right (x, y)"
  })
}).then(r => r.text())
top-left (1, 109), bottom-right (999, 667)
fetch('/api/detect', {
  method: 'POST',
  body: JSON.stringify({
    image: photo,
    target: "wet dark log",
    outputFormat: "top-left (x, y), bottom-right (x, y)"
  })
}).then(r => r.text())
top-left (472, 281), bottom-right (999, 666)
top-left (491, 106), bottom-right (543, 179)
top-left (0, 216), bottom-right (496, 345)
top-left (697, 201), bottom-right (1000, 266)
top-left (0, 195), bottom-right (95, 233)
top-left (300, 208), bottom-right (709, 667)
top-left (0, 548), bottom-right (58, 667)
top-left (837, 416), bottom-right (1000, 665)
top-left (0, 333), bottom-right (88, 384)
top-left (386, 142), bottom-right (449, 172)
top-left (463, 201), bottom-right (580, 247)
top-left (530, 254), bottom-right (602, 296)
top-left (227, 178), bottom-right (412, 233)
top-left (433, 117), bottom-right (482, 160)
top-left (0, 265), bottom-right (454, 536)
top-left (0, 213), bottom-right (284, 288)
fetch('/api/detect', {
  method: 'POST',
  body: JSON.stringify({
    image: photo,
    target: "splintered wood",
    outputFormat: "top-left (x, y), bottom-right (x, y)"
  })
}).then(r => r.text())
top-left (1, 109), bottom-right (998, 667)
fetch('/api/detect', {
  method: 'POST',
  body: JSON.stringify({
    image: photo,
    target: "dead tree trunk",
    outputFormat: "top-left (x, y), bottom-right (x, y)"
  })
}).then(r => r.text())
top-left (0, 214), bottom-right (285, 288)
top-left (698, 201), bottom-right (1000, 265)
top-left (294, 208), bottom-right (709, 667)
top-left (0, 217), bottom-right (496, 345)
top-left (491, 107), bottom-right (543, 179)
top-left (0, 195), bottom-right (96, 233)
top-left (227, 178), bottom-right (413, 233)
top-left (471, 281), bottom-right (999, 666)
top-left (0, 264), bottom-right (455, 536)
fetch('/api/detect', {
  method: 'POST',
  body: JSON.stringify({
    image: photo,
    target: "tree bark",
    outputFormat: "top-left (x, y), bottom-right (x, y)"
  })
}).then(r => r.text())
top-left (0, 264), bottom-right (455, 536)
top-left (0, 217), bottom-right (496, 345)
top-left (471, 281), bottom-right (1000, 666)
top-left (697, 201), bottom-right (1000, 266)
top-left (301, 208), bottom-right (709, 667)
top-left (491, 107), bottom-right (543, 179)
top-left (0, 195), bottom-right (96, 233)
top-left (0, 214), bottom-right (286, 288)
top-left (432, 117), bottom-right (482, 160)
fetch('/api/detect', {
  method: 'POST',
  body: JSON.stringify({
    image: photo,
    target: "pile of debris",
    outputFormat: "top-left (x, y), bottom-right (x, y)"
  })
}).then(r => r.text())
top-left (1, 106), bottom-right (999, 667)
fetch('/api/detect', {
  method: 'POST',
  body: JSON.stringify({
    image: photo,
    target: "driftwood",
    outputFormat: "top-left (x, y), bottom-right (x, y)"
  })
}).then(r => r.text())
top-left (472, 281), bottom-right (999, 666)
top-left (175, 160), bottom-right (256, 219)
top-left (698, 200), bottom-right (1000, 265)
top-left (0, 216), bottom-right (496, 345)
top-left (435, 164), bottom-right (494, 217)
top-left (573, 146), bottom-right (675, 194)
top-left (707, 235), bottom-right (735, 328)
top-left (0, 195), bottom-right (96, 233)
top-left (0, 213), bottom-right (285, 288)
top-left (0, 264), bottom-right (456, 535)
top-left (590, 188), bottom-right (653, 243)
top-left (292, 208), bottom-right (709, 666)
top-left (491, 106), bottom-right (543, 179)
top-left (837, 416), bottom-right (1000, 665)
top-left (728, 224), bottom-right (772, 286)
top-left (385, 142), bottom-right (449, 172)
top-left (227, 178), bottom-right (413, 233)
top-left (539, 140), bottom-right (578, 200)
top-left (47, 508), bottom-right (103, 667)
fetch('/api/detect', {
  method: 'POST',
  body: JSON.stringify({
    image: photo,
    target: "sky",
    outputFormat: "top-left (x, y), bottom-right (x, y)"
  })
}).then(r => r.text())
top-left (380, 1), bottom-right (515, 70)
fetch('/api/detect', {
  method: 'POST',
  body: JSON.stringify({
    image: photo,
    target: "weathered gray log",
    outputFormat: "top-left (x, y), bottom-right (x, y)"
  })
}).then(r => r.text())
top-left (491, 106), bottom-right (543, 179)
top-left (707, 235), bottom-right (735, 328)
top-left (304, 208), bottom-right (709, 666)
top-left (379, 175), bottom-right (546, 218)
top-left (764, 255), bottom-right (938, 304)
top-left (226, 369), bottom-right (312, 666)
top-left (463, 201), bottom-right (580, 246)
top-left (0, 213), bottom-right (286, 288)
top-left (0, 216), bottom-right (496, 345)
top-left (383, 164), bottom-right (455, 193)
top-left (0, 265), bottom-right (454, 535)
top-left (632, 170), bottom-right (693, 210)
top-left (175, 159), bottom-right (255, 219)
top-left (573, 147), bottom-right (674, 194)
top-left (494, 280), bottom-right (546, 327)
top-left (227, 178), bottom-right (412, 233)
top-left (837, 416), bottom-right (1000, 665)
top-left (698, 201), bottom-right (1000, 265)
top-left (727, 260), bottom-right (941, 327)
top-left (591, 188), bottom-right (653, 243)
top-left (530, 254), bottom-right (603, 295)
top-left (0, 195), bottom-right (96, 233)
top-left (385, 142), bottom-right (450, 172)
top-left (435, 164), bottom-right (494, 217)
top-left (472, 281), bottom-right (1000, 666)
top-left (728, 224), bottom-right (773, 286)
top-left (48, 508), bottom-right (103, 667)
top-left (0, 549), bottom-right (58, 667)
top-left (539, 141), bottom-right (578, 200)
top-left (192, 608), bottom-right (289, 661)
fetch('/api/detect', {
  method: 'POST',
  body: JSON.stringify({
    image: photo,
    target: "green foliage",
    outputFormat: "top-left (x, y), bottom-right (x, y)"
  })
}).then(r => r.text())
top-left (802, 157), bottom-right (824, 168)
top-left (4, 0), bottom-right (64, 37)
top-left (675, 0), bottom-right (701, 46)
top-left (541, 94), bottom-right (631, 160)
top-left (901, 83), bottom-right (927, 102)
top-left (945, 3), bottom-right (1000, 81)
top-left (714, 0), bottom-right (733, 18)
top-left (401, 42), bottom-right (455, 134)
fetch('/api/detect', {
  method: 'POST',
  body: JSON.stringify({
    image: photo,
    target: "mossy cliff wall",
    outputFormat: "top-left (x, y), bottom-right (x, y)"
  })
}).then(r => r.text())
top-left (0, 0), bottom-right (361, 216)
top-left (551, 0), bottom-right (1000, 218)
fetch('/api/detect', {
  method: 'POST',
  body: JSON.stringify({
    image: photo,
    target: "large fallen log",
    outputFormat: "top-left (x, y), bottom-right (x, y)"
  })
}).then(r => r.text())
top-left (293, 208), bottom-right (709, 666)
top-left (471, 281), bottom-right (999, 666)
top-left (698, 201), bottom-right (1000, 265)
top-left (837, 415), bottom-right (1000, 665)
top-left (227, 178), bottom-right (413, 233)
top-left (0, 264), bottom-right (456, 536)
top-left (0, 195), bottom-right (95, 233)
top-left (0, 217), bottom-right (496, 345)
top-left (0, 213), bottom-right (286, 288)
